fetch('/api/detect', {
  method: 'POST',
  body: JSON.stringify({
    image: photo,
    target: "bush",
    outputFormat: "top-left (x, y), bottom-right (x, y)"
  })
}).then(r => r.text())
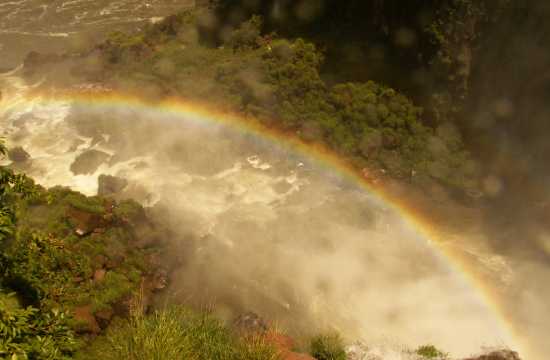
top-left (416, 344), bottom-right (448, 359)
top-left (0, 293), bottom-right (76, 359)
top-left (226, 16), bottom-right (263, 50)
top-left (310, 333), bottom-right (347, 360)
top-left (65, 193), bottom-right (105, 214)
top-left (78, 306), bottom-right (280, 360)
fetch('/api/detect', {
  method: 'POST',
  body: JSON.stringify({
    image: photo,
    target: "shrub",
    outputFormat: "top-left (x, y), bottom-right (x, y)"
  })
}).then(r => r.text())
top-left (416, 344), bottom-right (448, 359)
top-left (310, 333), bottom-right (347, 360)
top-left (226, 15), bottom-right (263, 50)
top-left (65, 193), bottom-right (105, 215)
top-left (0, 293), bottom-right (76, 359)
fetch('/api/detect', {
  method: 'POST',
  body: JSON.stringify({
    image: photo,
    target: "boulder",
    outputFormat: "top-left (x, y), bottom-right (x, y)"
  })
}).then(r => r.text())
top-left (463, 350), bottom-right (521, 360)
top-left (24, 51), bottom-right (62, 69)
top-left (148, 269), bottom-right (168, 292)
top-left (94, 308), bottom-right (114, 329)
top-left (93, 269), bottom-right (106, 283)
top-left (233, 312), bottom-right (269, 335)
top-left (8, 146), bottom-right (30, 163)
top-left (70, 150), bottom-right (110, 175)
top-left (73, 305), bottom-right (100, 334)
top-left (66, 207), bottom-right (104, 236)
top-left (97, 174), bottom-right (128, 196)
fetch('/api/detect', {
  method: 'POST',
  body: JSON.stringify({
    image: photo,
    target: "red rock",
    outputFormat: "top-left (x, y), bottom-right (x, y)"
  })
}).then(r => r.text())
top-left (93, 269), bottom-right (106, 282)
top-left (73, 305), bottom-right (100, 334)
top-left (283, 352), bottom-right (316, 360)
top-left (264, 332), bottom-right (316, 360)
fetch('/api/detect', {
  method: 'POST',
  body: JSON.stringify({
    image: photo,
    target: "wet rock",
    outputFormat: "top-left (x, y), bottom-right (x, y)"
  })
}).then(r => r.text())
top-left (70, 149), bottom-right (110, 175)
top-left (113, 290), bottom-right (152, 318)
top-left (233, 312), bottom-right (269, 335)
top-left (66, 207), bottom-right (104, 236)
top-left (148, 269), bottom-right (168, 292)
top-left (463, 350), bottom-right (522, 360)
top-left (8, 146), bottom-right (30, 163)
top-left (24, 51), bottom-right (62, 68)
top-left (97, 174), bottom-right (128, 197)
top-left (345, 341), bottom-right (371, 360)
top-left (112, 295), bottom-right (134, 318)
top-left (68, 139), bottom-right (85, 152)
top-left (73, 305), bottom-right (100, 334)
top-left (93, 269), bottom-right (106, 283)
top-left (94, 308), bottom-right (114, 329)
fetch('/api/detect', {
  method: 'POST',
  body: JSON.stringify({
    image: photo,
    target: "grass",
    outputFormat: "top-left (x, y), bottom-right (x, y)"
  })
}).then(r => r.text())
top-left (77, 306), bottom-right (281, 360)
top-left (310, 332), bottom-right (347, 360)
top-left (65, 193), bottom-right (105, 215)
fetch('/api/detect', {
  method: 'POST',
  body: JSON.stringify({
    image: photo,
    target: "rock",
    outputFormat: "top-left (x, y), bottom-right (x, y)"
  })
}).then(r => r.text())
top-left (112, 295), bottom-right (133, 318)
top-left (70, 150), bottom-right (110, 175)
top-left (264, 332), bottom-right (315, 360)
top-left (93, 255), bottom-right (107, 268)
top-left (93, 227), bottom-right (106, 234)
top-left (97, 174), bottom-right (128, 196)
top-left (148, 269), bottom-right (168, 292)
top-left (94, 308), bottom-right (114, 329)
top-left (233, 312), bottom-right (269, 335)
top-left (8, 146), bottom-right (30, 163)
top-left (66, 207), bottom-right (104, 236)
top-left (463, 350), bottom-right (521, 360)
top-left (282, 353), bottom-right (316, 360)
top-left (73, 305), bottom-right (100, 334)
top-left (345, 341), bottom-right (371, 360)
top-left (113, 290), bottom-right (152, 318)
top-left (93, 269), bottom-right (106, 283)
top-left (24, 51), bottom-right (62, 69)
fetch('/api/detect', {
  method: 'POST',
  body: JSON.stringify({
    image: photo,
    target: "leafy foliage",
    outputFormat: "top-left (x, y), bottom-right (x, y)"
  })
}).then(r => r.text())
top-left (0, 294), bottom-right (76, 359)
top-left (0, 140), bottom-right (76, 359)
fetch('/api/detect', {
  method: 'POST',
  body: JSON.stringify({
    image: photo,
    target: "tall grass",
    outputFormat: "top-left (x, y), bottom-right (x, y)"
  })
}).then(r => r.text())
top-left (77, 306), bottom-right (280, 360)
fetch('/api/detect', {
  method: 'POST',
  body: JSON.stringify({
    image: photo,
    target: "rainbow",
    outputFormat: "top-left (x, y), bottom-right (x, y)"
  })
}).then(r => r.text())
top-left (9, 89), bottom-right (529, 357)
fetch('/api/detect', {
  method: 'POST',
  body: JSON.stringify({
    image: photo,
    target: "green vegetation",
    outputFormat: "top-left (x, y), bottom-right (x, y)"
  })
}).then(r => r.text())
top-left (0, 139), bottom-right (76, 359)
top-left (310, 333), bottom-right (347, 360)
top-left (89, 10), bottom-right (478, 191)
top-left (416, 344), bottom-right (449, 359)
top-left (0, 139), bottom-right (163, 359)
top-left (78, 306), bottom-right (280, 360)
top-left (0, 294), bottom-right (76, 359)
